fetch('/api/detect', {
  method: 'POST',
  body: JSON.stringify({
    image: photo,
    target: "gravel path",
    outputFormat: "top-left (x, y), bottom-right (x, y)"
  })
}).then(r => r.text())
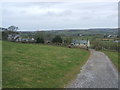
top-left (67, 49), bottom-right (118, 88)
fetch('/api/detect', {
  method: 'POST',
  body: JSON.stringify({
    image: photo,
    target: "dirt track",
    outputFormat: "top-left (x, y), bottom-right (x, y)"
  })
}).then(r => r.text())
top-left (67, 50), bottom-right (118, 88)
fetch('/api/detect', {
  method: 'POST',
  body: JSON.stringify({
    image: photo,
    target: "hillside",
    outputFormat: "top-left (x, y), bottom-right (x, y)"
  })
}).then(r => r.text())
top-left (2, 41), bottom-right (90, 88)
top-left (19, 28), bottom-right (118, 37)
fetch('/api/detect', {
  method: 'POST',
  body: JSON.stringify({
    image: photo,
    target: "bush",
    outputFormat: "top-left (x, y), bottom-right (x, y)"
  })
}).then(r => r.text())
top-left (36, 37), bottom-right (44, 43)
top-left (91, 41), bottom-right (119, 51)
top-left (52, 35), bottom-right (62, 43)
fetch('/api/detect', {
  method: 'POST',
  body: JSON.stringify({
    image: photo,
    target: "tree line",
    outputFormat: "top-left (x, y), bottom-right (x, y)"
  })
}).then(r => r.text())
top-left (36, 35), bottom-right (63, 44)
top-left (1, 26), bottom-right (72, 45)
top-left (91, 41), bottom-right (119, 52)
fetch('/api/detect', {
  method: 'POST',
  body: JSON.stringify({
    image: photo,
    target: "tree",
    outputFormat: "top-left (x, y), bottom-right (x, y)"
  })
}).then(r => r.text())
top-left (64, 37), bottom-right (72, 44)
top-left (52, 35), bottom-right (62, 43)
top-left (2, 31), bottom-right (9, 40)
top-left (8, 26), bottom-right (18, 31)
top-left (2, 26), bottom-right (19, 40)
top-left (34, 31), bottom-right (45, 39)
top-left (36, 38), bottom-right (40, 43)
top-left (36, 37), bottom-right (44, 43)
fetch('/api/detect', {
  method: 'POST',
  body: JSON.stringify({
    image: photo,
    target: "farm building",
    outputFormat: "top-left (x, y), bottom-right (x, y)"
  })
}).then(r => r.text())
top-left (71, 40), bottom-right (90, 48)
top-left (8, 34), bottom-right (22, 41)
top-left (8, 34), bottom-right (35, 42)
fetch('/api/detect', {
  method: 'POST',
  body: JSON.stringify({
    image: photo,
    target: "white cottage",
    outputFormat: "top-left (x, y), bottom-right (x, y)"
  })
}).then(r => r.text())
top-left (8, 34), bottom-right (22, 41)
top-left (71, 40), bottom-right (90, 48)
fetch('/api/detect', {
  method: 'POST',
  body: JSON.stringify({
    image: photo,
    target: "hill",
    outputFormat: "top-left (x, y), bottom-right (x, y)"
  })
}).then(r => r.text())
top-left (3, 41), bottom-right (90, 88)
top-left (19, 28), bottom-right (118, 38)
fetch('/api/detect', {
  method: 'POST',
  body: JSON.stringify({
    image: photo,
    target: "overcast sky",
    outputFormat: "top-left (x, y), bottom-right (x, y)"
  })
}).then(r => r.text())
top-left (1, 1), bottom-right (118, 31)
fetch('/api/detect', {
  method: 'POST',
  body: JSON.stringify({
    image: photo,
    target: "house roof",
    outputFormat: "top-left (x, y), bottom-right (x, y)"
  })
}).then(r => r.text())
top-left (71, 40), bottom-right (88, 44)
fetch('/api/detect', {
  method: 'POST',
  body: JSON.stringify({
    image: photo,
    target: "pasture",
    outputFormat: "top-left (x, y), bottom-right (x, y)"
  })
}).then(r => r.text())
top-left (2, 41), bottom-right (89, 88)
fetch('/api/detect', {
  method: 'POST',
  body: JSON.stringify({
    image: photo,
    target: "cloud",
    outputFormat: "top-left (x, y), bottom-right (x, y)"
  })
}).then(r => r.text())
top-left (1, 2), bottom-right (118, 30)
top-left (1, 0), bottom-right (119, 2)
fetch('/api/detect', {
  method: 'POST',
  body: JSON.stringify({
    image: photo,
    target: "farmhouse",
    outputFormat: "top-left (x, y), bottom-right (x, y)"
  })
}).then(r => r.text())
top-left (71, 40), bottom-right (90, 48)
top-left (8, 34), bottom-right (22, 41)
top-left (8, 34), bottom-right (35, 42)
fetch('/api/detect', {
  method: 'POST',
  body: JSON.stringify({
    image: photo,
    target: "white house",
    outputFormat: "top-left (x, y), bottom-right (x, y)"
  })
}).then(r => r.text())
top-left (8, 34), bottom-right (35, 42)
top-left (8, 34), bottom-right (22, 41)
top-left (71, 40), bottom-right (90, 48)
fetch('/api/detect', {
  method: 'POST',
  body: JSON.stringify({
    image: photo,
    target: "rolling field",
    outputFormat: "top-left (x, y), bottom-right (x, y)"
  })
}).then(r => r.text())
top-left (2, 41), bottom-right (90, 88)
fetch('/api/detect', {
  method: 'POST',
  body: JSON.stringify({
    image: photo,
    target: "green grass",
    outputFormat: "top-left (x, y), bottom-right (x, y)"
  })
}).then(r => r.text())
top-left (3, 41), bottom-right (90, 88)
top-left (0, 41), bottom-right (2, 88)
top-left (102, 50), bottom-right (119, 71)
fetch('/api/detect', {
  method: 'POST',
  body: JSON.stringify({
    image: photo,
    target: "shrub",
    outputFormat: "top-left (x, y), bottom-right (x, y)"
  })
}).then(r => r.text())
top-left (52, 35), bottom-right (62, 43)
top-left (36, 37), bottom-right (44, 43)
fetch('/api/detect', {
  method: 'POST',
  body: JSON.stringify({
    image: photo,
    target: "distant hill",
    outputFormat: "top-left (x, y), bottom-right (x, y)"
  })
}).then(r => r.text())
top-left (19, 28), bottom-right (118, 36)
top-left (88, 28), bottom-right (118, 31)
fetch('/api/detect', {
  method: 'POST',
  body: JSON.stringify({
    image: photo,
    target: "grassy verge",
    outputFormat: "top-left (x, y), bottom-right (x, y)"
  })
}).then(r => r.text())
top-left (0, 41), bottom-right (2, 89)
top-left (3, 41), bottom-right (90, 88)
top-left (102, 50), bottom-right (119, 71)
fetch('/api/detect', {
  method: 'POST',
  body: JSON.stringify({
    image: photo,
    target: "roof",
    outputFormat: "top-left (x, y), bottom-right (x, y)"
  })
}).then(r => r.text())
top-left (71, 40), bottom-right (88, 44)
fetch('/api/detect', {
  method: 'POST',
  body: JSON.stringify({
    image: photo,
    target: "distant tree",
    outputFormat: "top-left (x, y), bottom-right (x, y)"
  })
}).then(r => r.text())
top-left (2, 26), bottom-right (19, 40)
top-left (8, 26), bottom-right (18, 31)
top-left (36, 37), bottom-right (44, 43)
top-left (34, 31), bottom-right (45, 39)
top-left (64, 37), bottom-right (72, 44)
top-left (40, 38), bottom-right (44, 43)
top-left (36, 37), bottom-right (40, 43)
top-left (52, 35), bottom-right (62, 43)
top-left (2, 31), bottom-right (9, 40)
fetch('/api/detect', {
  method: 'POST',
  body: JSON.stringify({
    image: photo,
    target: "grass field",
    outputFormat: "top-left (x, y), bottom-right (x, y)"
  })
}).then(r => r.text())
top-left (102, 50), bottom-right (119, 71)
top-left (3, 41), bottom-right (90, 88)
top-left (0, 41), bottom-right (2, 88)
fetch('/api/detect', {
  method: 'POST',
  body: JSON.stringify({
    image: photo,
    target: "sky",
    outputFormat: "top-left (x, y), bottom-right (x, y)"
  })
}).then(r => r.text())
top-left (1, 0), bottom-right (118, 31)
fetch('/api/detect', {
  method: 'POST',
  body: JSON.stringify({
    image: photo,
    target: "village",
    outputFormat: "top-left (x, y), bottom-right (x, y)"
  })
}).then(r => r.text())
top-left (1, 26), bottom-right (119, 51)
top-left (1, 26), bottom-right (92, 49)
